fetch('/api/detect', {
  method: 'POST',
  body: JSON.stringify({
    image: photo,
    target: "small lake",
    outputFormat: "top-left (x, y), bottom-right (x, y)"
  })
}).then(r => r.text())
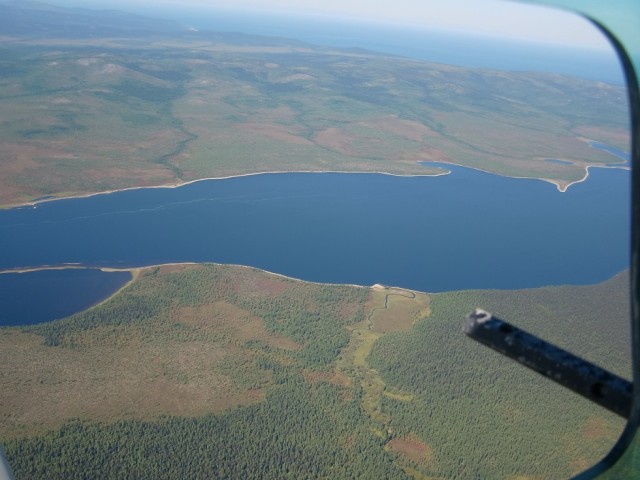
top-left (0, 163), bottom-right (630, 326)
top-left (545, 159), bottom-right (574, 166)
top-left (0, 269), bottom-right (131, 326)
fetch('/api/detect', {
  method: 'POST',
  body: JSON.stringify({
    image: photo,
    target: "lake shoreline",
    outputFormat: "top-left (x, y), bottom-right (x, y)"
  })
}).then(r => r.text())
top-left (6, 153), bottom-right (630, 211)
top-left (1, 169), bottom-right (450, 211)
top-left (557, 164), bottom-right (631, 192)
top-left (419, 159), bottom-right (629, 193)
top-left (0, 262), bottom-right (388, 326)
top-left (3, 133), bottom-right (630, 210)
top-left (0, 260), bottom-right (629, 327)
top-left (1, 159), bottom-right (629, 315)
top-left (0, 262), bottom-right (384, 291)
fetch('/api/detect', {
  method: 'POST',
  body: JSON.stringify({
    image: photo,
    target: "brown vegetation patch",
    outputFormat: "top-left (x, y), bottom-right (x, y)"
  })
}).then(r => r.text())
top-left (341, 434), bottom-right (355, 449)
top-left (566, 414), bottom-right (623, 476)
top-left (223, 267), bottom-right (296, 296)
top-left (0, 143), bottom-right (55, 202)
top-left (359, 116), bottom-right (438, 142)
top-left (237, 122), bottom-right (312, 146)
top-left (0, 140), bottom-right (178, 206)
top-left (368, 290), bottom-right (431, 334)
top-left (573, 125), bottom-right (630, 149)
top-left (568, 457), bottom-right (592, 478)
top-left (175, 301), bottom-right (300, 351)
top-left (249, 274), bottom-right (292, 296)
top-left (81, 165), bottom-right (175, 184)
top-left (312, 127), bottom-right (358, 156)
top-left (0, 327), bottom-right (261, 439)
top-left (0, 143), bottom-right (46, 174)
top-left (337, 303), bottom-right (361, 320)
top-left (265, 335), bottom-right (301, 351)
top-left (313, 127), bottom-right (383, 158)
top-left (407, 145), bottom-right (453, 164)
top-left (582, 415), bottom-right (612, 440)
top-left (175, 302), bottom-right (241, 329)
top-left (0, 90), bottom-right (187, 203)
top-left (157, 264), bottom-right (191, 274)
top-left (303, 369), bottom-right (352, 388)
top-left (430, 111), bottom-right (556, 157)
top-left (386, 436), bottom-right (433, 465)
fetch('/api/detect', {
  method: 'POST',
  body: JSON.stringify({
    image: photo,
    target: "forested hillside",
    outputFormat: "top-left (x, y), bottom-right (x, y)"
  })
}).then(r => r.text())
top-left (0, 266), bottom-right (630, 478)
top-left (369, 272), bottom-right (630, 478)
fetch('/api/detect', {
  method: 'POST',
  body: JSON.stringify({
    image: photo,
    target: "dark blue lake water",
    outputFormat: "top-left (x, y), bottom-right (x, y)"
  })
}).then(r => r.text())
top-left (0, 164), bottom-right (630, 326)
top-left (0, 269), bottom-right (131, 326)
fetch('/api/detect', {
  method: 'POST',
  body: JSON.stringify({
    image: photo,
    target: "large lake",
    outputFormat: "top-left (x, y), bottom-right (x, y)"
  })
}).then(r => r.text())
top-left (0, 8), bottom-right (628, 326)
top-left (0, 163), bottom-right (630, 325)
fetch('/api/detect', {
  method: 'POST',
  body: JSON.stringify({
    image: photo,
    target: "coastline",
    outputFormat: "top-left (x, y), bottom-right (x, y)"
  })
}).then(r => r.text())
top-left (1, 168), bottom-right (452, 211)
top-left (86, 267), bottom-right (141, 312)
top-left (0, 260), bottom-right (627, 326)
top-left (0, 261), bottom-right (384, 292)
top-left (5, 161), bottom-right (618, 211)
top-left (4, 255), bottom-right (630, 298)
top-left (0, 162), bottom-right (631, 212)
top-left (0, 165), bottom-right (596, 211)
top-left (419, 158), bottom-right (630, 193)
top-left (0, 262), bottom-right (397, 325)
top-left (0, 262), bottom-right (200, 276)
top-left (552, 163), bottom-right (631, 192)
top-left (2, 134), bottom-right (630, 210)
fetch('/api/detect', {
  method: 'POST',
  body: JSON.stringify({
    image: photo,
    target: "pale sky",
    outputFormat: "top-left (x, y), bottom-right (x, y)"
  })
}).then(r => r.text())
top-left (58, 0), bottom-right (612, 51)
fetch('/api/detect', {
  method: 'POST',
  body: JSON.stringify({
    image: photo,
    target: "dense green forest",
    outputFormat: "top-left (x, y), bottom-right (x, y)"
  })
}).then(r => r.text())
top-left (0, 265), bottom-right (631, 478)
top-left (368, 272), bottom-right (630, 478)
top-left (5, 381), bottom-right (406, 479)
